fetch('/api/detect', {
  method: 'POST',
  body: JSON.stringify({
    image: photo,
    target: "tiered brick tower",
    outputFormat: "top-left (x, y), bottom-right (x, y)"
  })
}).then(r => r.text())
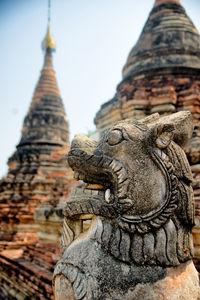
top-left (95, 0), bottom-right (200, 271)
top-left (0, 25), bottom-right (74, 299)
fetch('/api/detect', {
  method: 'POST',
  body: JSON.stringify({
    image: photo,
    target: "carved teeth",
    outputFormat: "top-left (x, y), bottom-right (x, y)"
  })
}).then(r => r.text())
top-left (118, 176), bottom-right (128, 184)
top-left (118, 173), bottom-right (125, 181)
top-left (110, 160), bottom-right (122, 172)
top-left (101, 158), bottom-right (112, 167)
top-left (105, 189), bottom-right (111, 203)
top-left (110, 160), bottom-right (116, 169)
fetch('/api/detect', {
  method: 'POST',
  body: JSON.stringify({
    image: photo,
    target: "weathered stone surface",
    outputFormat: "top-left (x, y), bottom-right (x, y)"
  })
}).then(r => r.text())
top-left (54, 111), bottom-right (199, 299)
top-left (125, 260), bottom-right (199, 300)
top-left (94, 0), bottom-right (200, 270)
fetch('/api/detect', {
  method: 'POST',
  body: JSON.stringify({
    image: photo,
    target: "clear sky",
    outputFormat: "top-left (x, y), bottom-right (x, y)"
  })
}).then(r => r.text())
top-left (0, 0), bottom-right (200, 178)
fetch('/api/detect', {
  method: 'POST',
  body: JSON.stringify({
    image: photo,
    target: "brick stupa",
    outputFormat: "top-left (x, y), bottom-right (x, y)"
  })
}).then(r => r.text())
top-left (0, 25), bottom-right (75, 299)
top-left (95, 0), bottom-right (200, 271)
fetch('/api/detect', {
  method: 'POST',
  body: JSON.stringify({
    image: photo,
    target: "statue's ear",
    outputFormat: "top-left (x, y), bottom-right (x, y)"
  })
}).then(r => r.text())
top-left (151, 123), bottom-right (175, 149)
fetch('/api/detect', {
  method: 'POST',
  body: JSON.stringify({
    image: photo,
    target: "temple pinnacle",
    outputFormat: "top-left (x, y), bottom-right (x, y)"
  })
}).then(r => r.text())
top-left (42, 0), bottom-right (56, 51)
top-left (153, 0), bottom-right (180, 7)
top-left (42, 24), bottom-right (56, 51)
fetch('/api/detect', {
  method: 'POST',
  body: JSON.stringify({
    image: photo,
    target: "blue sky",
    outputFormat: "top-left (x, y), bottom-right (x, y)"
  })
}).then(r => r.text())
top-left (0, 0), bottom-right (200, 177)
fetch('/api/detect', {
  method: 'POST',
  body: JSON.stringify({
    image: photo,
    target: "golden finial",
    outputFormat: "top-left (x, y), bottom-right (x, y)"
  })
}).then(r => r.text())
top-left (42, 25), bottom-right (56, 51)
top-left (42, 0), bottom-right (56, 51)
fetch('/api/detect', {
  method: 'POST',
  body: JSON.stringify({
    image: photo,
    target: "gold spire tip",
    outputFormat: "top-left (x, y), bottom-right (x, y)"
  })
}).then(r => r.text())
top-left (42, 24), bottom-right (56, 51)
top-left (42, 1), bottom-right (56, 51)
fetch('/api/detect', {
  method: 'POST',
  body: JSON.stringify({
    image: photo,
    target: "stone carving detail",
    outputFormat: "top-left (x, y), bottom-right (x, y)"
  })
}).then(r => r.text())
top-left (54, 111), bottom-right (199, 300)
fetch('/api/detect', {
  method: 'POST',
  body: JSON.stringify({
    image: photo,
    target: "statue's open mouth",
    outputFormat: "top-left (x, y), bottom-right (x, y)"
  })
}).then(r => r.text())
top-left (63, 180), bottom-right (116, 234)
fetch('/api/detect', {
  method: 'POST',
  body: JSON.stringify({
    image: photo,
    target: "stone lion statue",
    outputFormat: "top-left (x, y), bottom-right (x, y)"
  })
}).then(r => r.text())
top-left (53, 111), bottom-right (199, 300)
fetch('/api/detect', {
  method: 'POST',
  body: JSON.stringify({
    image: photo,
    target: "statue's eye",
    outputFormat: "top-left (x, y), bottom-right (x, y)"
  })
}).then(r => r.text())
top-left (107, 129), bottom-right (123, 146)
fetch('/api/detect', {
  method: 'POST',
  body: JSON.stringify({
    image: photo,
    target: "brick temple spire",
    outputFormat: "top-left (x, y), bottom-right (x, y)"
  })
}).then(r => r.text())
top-left (30, 25), bottom-right (60, 109)
top-left (122, 0), bottom-right (200, 79)
top-left (31, 25), bottom-right (59, 104)
top-left (30, 1), bottom-right (59, 107)
top-left (0, 18), bottom-right (72, 240)
top-left (95, 0), bottom-right (200, 132)
top-left (18, 25), bottom-right (69, 148)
